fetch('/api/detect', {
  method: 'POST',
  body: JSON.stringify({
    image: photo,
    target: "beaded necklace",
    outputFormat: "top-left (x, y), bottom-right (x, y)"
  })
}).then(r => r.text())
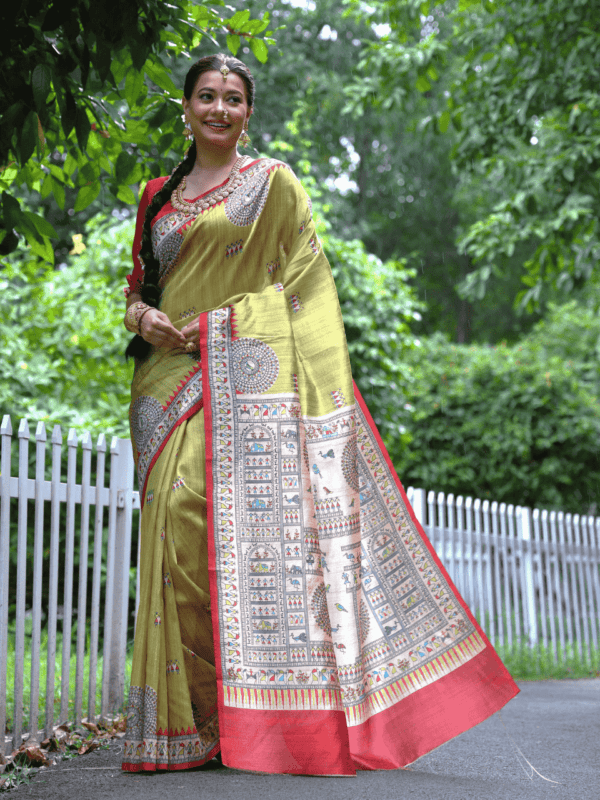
top-left (170, 155), bottom-right (248, 214)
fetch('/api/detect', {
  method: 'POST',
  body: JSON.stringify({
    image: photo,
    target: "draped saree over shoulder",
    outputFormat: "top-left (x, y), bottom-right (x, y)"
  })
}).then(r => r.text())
top-left (122, 158), bottom-right (519, 775)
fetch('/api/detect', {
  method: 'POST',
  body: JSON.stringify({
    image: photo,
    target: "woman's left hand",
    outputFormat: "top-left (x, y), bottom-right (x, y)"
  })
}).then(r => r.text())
top-left (181, 315), bottom-right (201, 351)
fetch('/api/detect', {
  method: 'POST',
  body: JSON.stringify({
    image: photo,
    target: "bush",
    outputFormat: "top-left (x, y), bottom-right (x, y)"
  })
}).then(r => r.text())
top-left (395, 305), bottom-right (600, 512)
top-left (0, 214), bottom-right (133, 439)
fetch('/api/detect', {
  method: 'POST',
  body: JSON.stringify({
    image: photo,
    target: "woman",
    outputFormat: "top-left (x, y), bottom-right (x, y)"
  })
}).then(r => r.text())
top-left (122, 54), bottom-right (518, 776)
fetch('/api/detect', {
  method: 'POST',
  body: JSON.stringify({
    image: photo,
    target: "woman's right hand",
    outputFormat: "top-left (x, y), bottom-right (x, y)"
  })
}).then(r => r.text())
top-left (139, 308), bottom-right (187, 350)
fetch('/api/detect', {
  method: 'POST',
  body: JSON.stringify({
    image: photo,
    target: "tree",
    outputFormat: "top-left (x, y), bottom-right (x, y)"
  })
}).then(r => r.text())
top-left (0, 0), bottom-right (274, 264)
top-left (348, 0), bottom-right (600, 312)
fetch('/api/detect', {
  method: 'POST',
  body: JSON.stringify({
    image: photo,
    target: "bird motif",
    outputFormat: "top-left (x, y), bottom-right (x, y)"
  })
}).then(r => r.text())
top-left (324, 583), bottom-right (331, 593)
top-left (312, 464), bottom-right (322, 478)
top-left (335, 603), bottom-right (348, 613)
top-left (319, 449), bottom-right (335, 459)
top-left (330, 623), bottom-right (341, 633)
top-left (323, 486), bottom-right (333, 495)
top-left (349, 498), bottom-right (355, 507)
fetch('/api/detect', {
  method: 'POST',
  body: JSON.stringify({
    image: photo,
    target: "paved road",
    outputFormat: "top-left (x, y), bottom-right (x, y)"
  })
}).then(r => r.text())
top-left (9, 680), bottom-right (599, 800)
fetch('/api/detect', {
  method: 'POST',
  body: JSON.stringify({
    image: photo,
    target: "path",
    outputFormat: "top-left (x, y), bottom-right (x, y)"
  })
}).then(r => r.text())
top-left (8, 680), bottom-right (598, 800)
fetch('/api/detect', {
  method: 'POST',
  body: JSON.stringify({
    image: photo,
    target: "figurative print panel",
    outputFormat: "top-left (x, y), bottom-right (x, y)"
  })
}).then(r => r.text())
top-left (206, 308), bottom-right (485, 727)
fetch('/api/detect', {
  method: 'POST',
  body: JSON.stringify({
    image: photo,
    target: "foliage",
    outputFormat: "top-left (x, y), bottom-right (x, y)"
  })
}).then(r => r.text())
top-left (395, 305), bottom-right (600, 512)
top-left (447, 0), bottom-right (600, 311)
top-left (0, 215), bottom-right (132, 437)
top-left (0, 0), bottom-right (275, 264)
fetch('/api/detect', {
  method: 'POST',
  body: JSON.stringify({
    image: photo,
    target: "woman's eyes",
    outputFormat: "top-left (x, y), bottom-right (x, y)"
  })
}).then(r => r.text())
top-left (198, 93), bottom-right (241, 103)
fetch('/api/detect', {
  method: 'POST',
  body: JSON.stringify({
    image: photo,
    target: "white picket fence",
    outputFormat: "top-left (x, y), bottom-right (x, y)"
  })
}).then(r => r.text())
top-left (1, 415), bottom-right (600, 755)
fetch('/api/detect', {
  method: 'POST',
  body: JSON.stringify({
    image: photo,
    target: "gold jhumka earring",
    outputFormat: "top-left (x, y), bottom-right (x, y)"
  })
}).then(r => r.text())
top-left (239, 120), bottom-right (251, 148)
top-left (182, 114), bottom-right (193, 140)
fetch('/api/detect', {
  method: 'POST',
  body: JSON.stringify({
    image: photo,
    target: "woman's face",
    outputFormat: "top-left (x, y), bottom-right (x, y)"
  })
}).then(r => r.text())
top-left (182, 69), bottom-right (252, 153)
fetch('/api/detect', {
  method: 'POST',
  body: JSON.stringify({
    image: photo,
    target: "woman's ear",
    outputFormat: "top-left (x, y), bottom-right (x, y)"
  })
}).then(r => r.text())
top-left (182, 96), bottom-right (189, 117)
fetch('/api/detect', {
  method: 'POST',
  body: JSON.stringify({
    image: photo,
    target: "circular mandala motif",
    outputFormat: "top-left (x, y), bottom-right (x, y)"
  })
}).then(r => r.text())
top-left (311, 582), bottom-right (332, 637)
top-left (231, 338), bottom-right (279, 394)
top-left (130, 396), bottom-right (163, 454)
top-left (359, 598), bottom-right (370, 646)
top-left (225, 171), bottom-right (270, 226)
top-left (341, 438), bottom-right (360, 492)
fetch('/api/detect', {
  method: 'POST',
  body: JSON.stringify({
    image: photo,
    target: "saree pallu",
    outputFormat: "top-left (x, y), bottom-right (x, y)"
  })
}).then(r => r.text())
top-left (123, 159), bottom-right (519, 775)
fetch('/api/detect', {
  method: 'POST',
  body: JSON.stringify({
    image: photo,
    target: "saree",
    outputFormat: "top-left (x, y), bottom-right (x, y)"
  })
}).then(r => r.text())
top-left (122, 158), bottom-right (519, 775)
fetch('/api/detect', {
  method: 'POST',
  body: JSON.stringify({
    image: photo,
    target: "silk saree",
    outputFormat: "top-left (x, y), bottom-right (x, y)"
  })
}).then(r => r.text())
top-left (122, 158), bottom-right (519, 775)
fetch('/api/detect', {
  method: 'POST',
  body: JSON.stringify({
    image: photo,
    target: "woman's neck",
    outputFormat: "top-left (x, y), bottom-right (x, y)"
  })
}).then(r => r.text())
top-left (193, 146), bottom-right (241, 173)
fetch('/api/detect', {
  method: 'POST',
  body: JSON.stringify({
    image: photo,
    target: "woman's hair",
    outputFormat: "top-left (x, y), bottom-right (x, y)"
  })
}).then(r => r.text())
top-left (125, 54), bottom-right (255, 360)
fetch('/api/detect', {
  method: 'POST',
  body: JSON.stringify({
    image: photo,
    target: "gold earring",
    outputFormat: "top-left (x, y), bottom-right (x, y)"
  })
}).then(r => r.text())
top-left (239, 121), bottom-right (250, 148)
top-left (182, 115), bottom-right (193, 140)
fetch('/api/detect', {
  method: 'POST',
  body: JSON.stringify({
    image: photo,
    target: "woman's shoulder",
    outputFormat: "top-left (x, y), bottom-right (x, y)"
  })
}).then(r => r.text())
top-left (245, 157), bottom-right (298, 182)
top-left (143, 176), bottom-right (170, 201)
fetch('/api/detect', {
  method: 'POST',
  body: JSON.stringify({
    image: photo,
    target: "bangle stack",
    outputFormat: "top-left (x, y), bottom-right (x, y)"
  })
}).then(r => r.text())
top-left (125, 302), bottom-right (152, 334)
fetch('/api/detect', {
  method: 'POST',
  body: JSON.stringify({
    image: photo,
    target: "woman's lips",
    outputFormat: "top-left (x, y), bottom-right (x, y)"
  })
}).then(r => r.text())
top-left (204, 122), bottom-right (231, 130)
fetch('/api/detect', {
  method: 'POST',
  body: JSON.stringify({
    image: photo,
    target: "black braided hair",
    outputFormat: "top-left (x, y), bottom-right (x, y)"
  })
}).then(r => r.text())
top-left (125, 54), bottom-right (256, 361)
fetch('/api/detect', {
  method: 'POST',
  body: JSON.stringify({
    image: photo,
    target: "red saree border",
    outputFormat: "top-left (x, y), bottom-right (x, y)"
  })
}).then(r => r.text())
top-left (139, 369), bottom-right (204, 504)
top-left (200, 312), bottom-right (225, 756)
top-left (122, 741), bottom-right (220, 773)
top-left (352, 380), bottom-right (507, 654)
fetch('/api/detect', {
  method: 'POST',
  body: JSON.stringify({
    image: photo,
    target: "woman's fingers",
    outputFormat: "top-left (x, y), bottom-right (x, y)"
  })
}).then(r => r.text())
top-left (140, 310), bottom-right (187, 349)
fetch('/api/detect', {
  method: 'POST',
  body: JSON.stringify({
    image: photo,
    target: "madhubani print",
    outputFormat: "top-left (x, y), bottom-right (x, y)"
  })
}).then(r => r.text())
top-left (152, 210), bottom-right (196, 285)
top-left (123, 684), bottom-right (219, 769)
top-left (206, 308), bottom-right (484, 728)
top-left (131, 366), bottom-right (203, 496)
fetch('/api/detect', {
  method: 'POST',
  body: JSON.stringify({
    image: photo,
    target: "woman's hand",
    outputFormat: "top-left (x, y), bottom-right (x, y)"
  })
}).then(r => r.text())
top-left (181, 315), bottom-right (201, 350)
top-left (139, 308), bottom-right (187, 350)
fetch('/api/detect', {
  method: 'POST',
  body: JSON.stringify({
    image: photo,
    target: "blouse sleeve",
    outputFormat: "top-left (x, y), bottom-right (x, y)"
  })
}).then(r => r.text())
top-left (123, 183), bottom-right (151, 298)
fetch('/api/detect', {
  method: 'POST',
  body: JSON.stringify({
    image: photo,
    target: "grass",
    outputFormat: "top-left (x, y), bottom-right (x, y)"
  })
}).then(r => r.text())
top-left (4, 618), bottom-right (133, 736)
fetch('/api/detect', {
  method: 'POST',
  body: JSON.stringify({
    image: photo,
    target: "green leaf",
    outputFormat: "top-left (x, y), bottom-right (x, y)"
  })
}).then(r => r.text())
top-left (145, 61), bottom-right (178, 95)
top-left (563, 165), bottom-right (575, 182)
top-left (31, 64), bottom-right (52, 112)
top-left (227, 34), bottom-right (241, 56)
top-left (75, 107), bottom-right (91, 152)
top-left (250, 38), bottom-right (269, 64)
top-left (116, 185), bottom-right (137, 205)
top-left (19, 112), bottom-right (38, 165)
top-left (40, 173), bottom-right (53, 200)
top-left (74, 182), bottom-right (101, 213)
top-left (438, 110), bottom-right (451, 133)
top-left (415, 74), bottom-right (431, 93)
top-left (24, 211), bottom-right (57, 239)
top-left (124, 67), bottom-right (146, 109)
top-left (115, 151), bottom-right (138, 184)
top-left (26, 234), bottom-right (54, 263)
top-left (51, 177), bottom-right (65, 210)
top-left (61, 90), bottom-right (77, 138)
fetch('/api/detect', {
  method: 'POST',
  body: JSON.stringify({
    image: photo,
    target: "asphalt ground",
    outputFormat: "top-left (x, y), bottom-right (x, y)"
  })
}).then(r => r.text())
top-left (7, 679), bottom-right (599, 800)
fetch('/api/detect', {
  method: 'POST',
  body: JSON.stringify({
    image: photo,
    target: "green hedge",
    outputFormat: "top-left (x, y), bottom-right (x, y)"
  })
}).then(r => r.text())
top-left (393, 302), bottom-right (600, 513)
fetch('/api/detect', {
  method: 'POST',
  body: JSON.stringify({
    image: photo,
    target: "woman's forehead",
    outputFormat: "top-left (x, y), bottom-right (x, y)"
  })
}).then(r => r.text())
top-left (193, 70), bottom-right (246, 95)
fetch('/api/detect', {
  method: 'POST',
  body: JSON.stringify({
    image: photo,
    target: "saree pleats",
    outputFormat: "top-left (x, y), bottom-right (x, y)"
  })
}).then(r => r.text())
top-left (123, 412), bottom-right (219, 771)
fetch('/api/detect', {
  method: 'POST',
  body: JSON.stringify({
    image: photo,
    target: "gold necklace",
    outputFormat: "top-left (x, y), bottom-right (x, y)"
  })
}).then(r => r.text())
top-left (171, 156), bottom-right (247, 214)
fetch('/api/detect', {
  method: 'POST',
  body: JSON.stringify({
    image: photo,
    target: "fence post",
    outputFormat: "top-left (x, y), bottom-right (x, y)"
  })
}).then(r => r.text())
top-left (0, 416), bottom-right (12, 756)
top-left (103, 437), bottom-right (134, 717)
top-left (518, 506), bottom-right (538, 646)
top-left (412, 488), bottom-right (427, 530)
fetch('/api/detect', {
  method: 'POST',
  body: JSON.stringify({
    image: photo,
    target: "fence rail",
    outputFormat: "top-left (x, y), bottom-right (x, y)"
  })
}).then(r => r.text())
top-left (1, 415), bottom-right (599, 755)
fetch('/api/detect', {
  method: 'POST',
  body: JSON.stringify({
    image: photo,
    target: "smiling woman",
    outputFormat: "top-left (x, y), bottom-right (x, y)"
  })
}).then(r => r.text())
top-left (120, 53), bottom-right (518, 779)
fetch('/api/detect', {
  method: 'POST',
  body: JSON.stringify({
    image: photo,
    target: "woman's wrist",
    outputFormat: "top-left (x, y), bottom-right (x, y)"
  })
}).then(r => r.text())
top-left (125, 301), bottom-right (152, 334)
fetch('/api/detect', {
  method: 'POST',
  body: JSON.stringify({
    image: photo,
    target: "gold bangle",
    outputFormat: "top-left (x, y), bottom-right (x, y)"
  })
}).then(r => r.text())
top-left (124, 302), bottom-right (150, 334)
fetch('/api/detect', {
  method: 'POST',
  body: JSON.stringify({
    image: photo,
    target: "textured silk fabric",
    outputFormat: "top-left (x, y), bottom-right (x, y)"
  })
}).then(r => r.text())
top-left (123, 159), bottom-right (519, 775)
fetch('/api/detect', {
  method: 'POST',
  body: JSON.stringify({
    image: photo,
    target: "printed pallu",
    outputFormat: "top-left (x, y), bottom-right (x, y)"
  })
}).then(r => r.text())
top-left (122, 159), bottom-right (519, 775)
